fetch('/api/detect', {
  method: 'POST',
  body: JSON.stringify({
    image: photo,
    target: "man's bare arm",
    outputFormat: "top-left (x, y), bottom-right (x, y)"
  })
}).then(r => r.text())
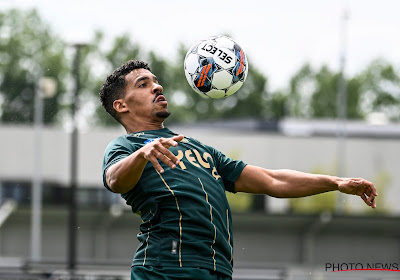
top-left (235, 165), bottom-right (377, 208)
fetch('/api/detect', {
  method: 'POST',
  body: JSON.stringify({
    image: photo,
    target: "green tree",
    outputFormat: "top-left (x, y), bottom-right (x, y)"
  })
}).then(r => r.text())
top-left (357, 58), bottom-right (400, 121)
top-left (90, 32), bottom-right (143, 126)
top-left (287, 63), bottom-right (314, 118)
top-left (264, 90), bottom-right (288, 120)
top-left (311, 66), bottom-right (363, 119)
top-left (0, 9), bottom-right (68, 124)
top-left (285, 63), bottom-right (363, 119)
top-left (222, 64), bottom-right (268, 119)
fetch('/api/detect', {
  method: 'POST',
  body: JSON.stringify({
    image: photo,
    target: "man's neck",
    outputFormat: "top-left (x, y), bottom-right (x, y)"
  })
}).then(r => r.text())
top-left (124, 119), bottom-right (165, 134)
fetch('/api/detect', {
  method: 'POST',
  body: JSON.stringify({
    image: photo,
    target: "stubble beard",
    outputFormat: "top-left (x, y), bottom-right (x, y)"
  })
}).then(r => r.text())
top-left (155, 110), bottom-right (171, 119)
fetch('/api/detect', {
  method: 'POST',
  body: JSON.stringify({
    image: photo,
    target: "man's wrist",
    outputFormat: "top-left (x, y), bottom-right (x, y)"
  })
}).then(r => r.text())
top-left (325, 175), bottom-right (340, 191)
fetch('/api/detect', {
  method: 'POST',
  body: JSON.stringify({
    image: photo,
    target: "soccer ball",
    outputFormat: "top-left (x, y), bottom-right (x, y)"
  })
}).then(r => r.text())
top-left (184, 35), bottom-right (249, 99)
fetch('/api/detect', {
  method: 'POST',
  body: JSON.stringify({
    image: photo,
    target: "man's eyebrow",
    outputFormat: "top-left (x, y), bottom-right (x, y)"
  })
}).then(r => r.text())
top-left (134, 75), bottom-right (158, 86)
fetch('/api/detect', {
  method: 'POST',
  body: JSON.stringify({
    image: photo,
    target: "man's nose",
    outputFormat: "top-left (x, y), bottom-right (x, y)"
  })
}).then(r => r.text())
top-left (152, 83), bottom-right (163, 94)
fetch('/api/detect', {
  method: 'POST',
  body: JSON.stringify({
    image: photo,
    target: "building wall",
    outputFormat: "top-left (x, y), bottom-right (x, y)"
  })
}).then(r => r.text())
top-left (1, 123), bottom-right (398, 213)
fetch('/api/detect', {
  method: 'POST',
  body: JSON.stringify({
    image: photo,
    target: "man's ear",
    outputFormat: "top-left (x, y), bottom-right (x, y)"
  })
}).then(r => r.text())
top-left (113, 99), bottom-right (129, 113)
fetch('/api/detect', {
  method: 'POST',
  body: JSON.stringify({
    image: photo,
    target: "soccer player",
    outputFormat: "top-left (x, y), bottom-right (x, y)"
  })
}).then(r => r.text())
top-left (100, 60), bottom-right (377, 280)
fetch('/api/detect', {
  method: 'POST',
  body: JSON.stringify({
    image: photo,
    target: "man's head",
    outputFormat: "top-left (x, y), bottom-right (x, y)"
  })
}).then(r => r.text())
top-left (99, 60), bottom-right (170, 128)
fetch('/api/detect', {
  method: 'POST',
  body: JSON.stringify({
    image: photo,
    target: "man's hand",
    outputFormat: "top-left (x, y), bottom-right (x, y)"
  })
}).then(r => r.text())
top-left (338, 178), bottom-right (378, 208)
top-left (106, 134), bottom-right (185, 193)
top-left (140, 134), bottom-right (184, 174)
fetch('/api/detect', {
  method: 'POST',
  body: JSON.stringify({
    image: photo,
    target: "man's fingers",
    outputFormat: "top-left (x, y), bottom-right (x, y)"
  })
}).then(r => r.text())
top-left (172, 134), bottom-right (185, 142)
top-left (160, 139), bottom-right (178, 148)
top-left (371, 197), bottom-right (377, 208)
top-left (143, 150), bottom-right (172, 173)
top-left (145, 146), bottom-right (180, 171)
top-left (366, 195), bottom-right (377, 209)
top-left (350, 178), bottom-right (378, 209)
top-left (156, 151), bottom-right (177, 169)
top-left (361, 192), bottom-right (377, 209)
top-left (157, 146), bottom-right (180, 165)
top-left (364, 180), bottom-right (378, 208)
top-left (360, 193), bottom-right (369, 206)
top-left (143, 135), bottom-right (185, 172)
top-left (366, 193), bottom-right (377, 208)
top-left (371, 185), bottom-right (378, 197)
top-left (147, 155), bottom-right (164, 173)
top-left (362, 179), bottom-right (378, 196)
top-left (159, 135), bottom-right (184, 148)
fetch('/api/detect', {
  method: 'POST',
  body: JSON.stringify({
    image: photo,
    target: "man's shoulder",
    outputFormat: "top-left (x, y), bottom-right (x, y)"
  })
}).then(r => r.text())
top-left (107, 134), bottom-right (131, 146)
top-left (105, 128), bottom-right (171, 150)
top-left (104, 134), bottom-right (139, 154)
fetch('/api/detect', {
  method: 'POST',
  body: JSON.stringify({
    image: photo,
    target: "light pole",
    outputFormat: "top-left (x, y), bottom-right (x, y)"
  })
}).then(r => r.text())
top-left (31, 77), bottom-right (57, 262)
top-left (335, 9), bottom-right (349, 213)
top-left (68, 43), bottom-right (86, 274)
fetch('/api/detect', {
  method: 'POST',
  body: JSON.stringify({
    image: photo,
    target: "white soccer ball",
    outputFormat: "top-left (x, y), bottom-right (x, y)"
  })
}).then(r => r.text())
top-left (184, 35), bottom-right (249, 99)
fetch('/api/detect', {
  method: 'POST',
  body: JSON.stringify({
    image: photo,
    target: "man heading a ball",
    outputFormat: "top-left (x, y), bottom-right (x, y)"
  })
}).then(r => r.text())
top-left (100, 60), bottom-right (377, 280)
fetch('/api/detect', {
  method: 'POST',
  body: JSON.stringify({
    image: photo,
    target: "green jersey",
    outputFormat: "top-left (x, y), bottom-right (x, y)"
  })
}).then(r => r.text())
top-left (102, 128), bottom-right (246, 277)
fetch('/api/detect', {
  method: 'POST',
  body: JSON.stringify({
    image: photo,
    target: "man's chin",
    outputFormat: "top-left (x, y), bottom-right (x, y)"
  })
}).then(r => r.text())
top-left (155, 111), bottom-right (171, 119)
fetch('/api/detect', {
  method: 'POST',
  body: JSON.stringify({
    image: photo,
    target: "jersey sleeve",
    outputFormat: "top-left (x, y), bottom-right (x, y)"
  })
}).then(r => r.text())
top-left (205, 144), bottom-right (247, 193)
top-left (102, 137), bottom-right (139, 192)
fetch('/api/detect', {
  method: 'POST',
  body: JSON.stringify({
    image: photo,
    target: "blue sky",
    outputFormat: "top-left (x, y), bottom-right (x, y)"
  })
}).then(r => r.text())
top-left (2, 0), bottom-right (400, 90)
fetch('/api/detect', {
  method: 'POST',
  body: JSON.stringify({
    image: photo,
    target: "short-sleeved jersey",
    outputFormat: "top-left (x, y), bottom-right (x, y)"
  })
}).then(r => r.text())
top-left (102, 128), bottom-right (246, 277)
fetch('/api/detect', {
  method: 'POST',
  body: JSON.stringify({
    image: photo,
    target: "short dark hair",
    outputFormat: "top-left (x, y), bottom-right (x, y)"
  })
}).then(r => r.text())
top-left (99, 60), bottom-right (151, 123)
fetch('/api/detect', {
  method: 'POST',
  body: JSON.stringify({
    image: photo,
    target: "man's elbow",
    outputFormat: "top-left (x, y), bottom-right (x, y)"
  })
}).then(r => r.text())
top-left (106, 171), bottom-right (135, 194)
top-left (108, 179), bottom-right (124, 194)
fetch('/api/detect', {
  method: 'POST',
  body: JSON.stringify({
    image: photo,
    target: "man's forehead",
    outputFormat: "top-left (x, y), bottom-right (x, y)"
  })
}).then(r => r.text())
top-left (126, 68), bottom-right (153, 81)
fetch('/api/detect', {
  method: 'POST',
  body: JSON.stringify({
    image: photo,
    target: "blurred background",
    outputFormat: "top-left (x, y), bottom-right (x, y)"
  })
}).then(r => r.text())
top-left (0, 0), bottom-right (399, 279)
